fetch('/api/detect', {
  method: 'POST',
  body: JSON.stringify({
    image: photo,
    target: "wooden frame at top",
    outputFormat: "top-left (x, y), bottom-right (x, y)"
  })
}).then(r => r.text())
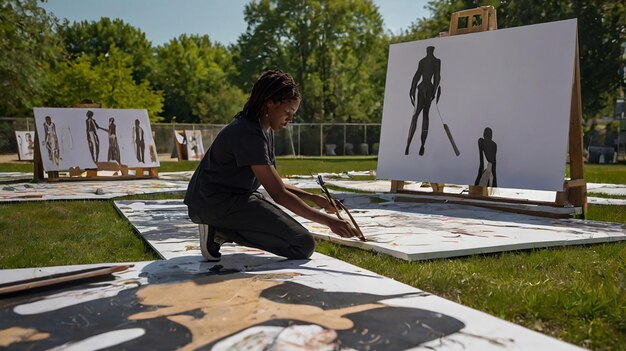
top-left (390, 6), bottom-right (587, 218)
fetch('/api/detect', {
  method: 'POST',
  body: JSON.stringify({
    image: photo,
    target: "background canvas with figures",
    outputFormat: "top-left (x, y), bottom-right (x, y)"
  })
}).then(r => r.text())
top-left (14, 131), bottom-right (35, 161)
top-left (33, 108), bottom-right (160, 172)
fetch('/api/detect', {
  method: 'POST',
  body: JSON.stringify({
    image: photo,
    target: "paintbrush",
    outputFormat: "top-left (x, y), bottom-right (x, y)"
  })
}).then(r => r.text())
top-left (316, 174), bottom-right (366, 242)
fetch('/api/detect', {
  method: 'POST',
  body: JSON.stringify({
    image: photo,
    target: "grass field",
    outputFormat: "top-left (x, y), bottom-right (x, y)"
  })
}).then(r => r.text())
top-left (0, 158), bottom-right (625, 350)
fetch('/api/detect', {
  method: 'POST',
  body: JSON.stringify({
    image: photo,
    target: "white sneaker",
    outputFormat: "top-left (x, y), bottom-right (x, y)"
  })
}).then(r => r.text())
top-left (199, 224), bottom-right (222, 262)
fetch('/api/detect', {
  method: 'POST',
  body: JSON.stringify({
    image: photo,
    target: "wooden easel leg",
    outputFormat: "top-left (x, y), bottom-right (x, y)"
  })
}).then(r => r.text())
top-left (431, 183), bottom-right (445, 193)
top-left (390, 180), bottom-right (405, 193)
top-left (469, 185), bottom-right (488, 197)
top-left (567, 35), bottom-right (588, 217)
top-left (33, 130), bottom-right (44, 181)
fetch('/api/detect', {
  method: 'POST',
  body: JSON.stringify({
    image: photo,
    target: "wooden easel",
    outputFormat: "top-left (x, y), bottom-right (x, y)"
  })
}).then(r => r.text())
top-left (390, 6), bottom-right (587, 218)
top-left (174, 129), bottom-right (189, 161)
top-left (33, 104), bottom-right (159, 182)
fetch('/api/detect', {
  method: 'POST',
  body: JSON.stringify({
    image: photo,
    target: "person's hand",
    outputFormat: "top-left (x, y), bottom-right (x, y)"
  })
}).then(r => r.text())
top-left (311, 194), bottom-right (338, 213)
top-left (327, 217), bottom-right (360, 239)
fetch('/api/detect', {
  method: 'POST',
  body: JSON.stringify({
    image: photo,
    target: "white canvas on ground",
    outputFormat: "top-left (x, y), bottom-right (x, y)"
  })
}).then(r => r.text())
top-left (14, 131), bottom-right (35, 161)
top-left (184, 130), bottom-right (204, 160)
top-left (377, 19), bottom-right (577, 191)
top-left (0, 257), bottom-right (584, 350)
top-left (33, 108), bottom-right (160, 171)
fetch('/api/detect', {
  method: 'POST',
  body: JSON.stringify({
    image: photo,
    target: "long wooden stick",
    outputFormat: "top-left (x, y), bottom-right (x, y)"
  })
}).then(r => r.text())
top-left (317, 175), bottom-right (366, 242)
top-left (0, 265), bottom-right (132, 295)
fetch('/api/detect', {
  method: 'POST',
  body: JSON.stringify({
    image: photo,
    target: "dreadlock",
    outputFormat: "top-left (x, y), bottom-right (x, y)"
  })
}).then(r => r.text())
top-left (237, 70), bottom-right (301, 119)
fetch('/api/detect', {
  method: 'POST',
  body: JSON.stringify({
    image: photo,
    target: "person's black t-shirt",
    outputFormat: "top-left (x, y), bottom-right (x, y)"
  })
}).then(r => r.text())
top-left (184, 114), bottom-right (275, 211)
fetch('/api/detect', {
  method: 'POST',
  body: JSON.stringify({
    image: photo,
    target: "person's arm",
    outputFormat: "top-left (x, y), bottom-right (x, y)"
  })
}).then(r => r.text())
top-left (474, 139), bottom-right (485, 186)
top-left (433, 60), bottom-right (441, 98)
top-left (251, 164), bottom-right (359, 239)
top-left (491, 144), bottom-right (497, 187)
top-left (283, 182), bottom-right (337, 213)
top-left (409, 64), bottom-right (422, 106)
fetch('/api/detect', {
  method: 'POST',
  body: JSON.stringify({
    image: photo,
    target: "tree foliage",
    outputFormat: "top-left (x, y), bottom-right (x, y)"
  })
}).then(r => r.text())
top-left (50, 48), bottom-right (164, 122)
top-left (1, 0), bottom-right (623, 124)
top-left (57, 17), bottom-right (154, 82)
top-left (234, 0), bottom-right (386, 122)
top-left (399, 0), bottom-right (626, 118)
top-left (0, 0), bottom-right (60, 116)
top-left (151, 34), bottom-right (246, 123)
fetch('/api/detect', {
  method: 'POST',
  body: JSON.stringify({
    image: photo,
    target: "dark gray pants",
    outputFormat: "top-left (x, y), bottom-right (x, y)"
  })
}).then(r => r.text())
top-left (187, 192), bottom-right (315, 259)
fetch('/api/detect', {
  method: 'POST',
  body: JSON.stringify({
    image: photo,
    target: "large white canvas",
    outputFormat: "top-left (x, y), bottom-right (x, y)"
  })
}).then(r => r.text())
top-left (184, 130), bottom-right (204, 160)
top-left (33, 108), bottom-right (160, 171)
top-left (15, 131), bottom-right (35, 161)
top-left (377, 19), bottom-right (577, 191)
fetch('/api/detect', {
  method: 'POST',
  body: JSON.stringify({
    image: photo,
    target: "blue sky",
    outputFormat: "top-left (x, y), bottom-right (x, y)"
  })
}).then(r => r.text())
top-left (41, 0), bottom-right (431, 47)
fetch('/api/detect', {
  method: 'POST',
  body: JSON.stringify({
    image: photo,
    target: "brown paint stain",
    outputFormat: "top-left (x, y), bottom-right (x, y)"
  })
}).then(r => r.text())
top-left (128, 273), bottom-right (384, 351)
top-left (0, 327), bottom-right (49, 347)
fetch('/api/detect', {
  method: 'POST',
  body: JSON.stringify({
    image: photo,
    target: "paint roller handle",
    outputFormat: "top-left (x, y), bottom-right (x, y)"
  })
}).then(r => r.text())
top-left (443, 124), bottom-right (461, 157)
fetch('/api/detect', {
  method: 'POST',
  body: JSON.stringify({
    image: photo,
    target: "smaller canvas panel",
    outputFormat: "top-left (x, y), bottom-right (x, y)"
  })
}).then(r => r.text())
top-left (33, 108), bottom-right (160, 171)
top-left (15, 131), bottom-right (35, 161)
top-left (184, 130), bottom-right (204, 160)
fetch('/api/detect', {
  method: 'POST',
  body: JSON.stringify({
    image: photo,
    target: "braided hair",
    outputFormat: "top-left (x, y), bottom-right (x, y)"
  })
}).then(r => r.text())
top-left (238, 70), bottom-right (300, 119)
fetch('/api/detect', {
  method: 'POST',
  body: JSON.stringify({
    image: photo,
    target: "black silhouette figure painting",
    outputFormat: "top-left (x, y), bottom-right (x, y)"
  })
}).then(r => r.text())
top-left (85, 110), bottom-right (101, 163)
top-left (16, 131), bottom-right (35, 160)
top-left (25, 132), bottom-right (34, 157)
top-left (43, 116), bottom-right (60, 165)
top-left (0, 271), bottom-right (465, 350)
top-left (406, 46), bottom-right (441, 156)
top-left (100, 117), bottom-right (121, 164)
top-left (133, 119), bottom-right (145, 163)
top-left (190, 136), bottom-right (199, 157)
top-left (33, 108), bottom-right (159, 171)
top-left (474, 127), bottom-right (498, 187)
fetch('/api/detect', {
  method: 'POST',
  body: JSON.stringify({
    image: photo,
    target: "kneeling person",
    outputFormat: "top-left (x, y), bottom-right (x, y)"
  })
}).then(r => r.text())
top-left (185, 70), bottom-right (360, 261)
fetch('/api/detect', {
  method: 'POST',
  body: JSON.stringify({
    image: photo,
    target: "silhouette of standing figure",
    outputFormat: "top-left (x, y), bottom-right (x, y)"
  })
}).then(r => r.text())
top-left (26, 133), bottom-right (34, 157)
top-left (406, 46), bottom-right (441, 156)
top-left (474, 127), bottom-right (497, 187)
top-left (85, 110), bottom-right (101, 163)
top-left (99, 117), bottom-right (121, 164)
top-left (133, 119), bottom-right (145, 163)
top-left (190, 136), bottom-right (199, 158)
top-left (43, 116), bottom-right (60, 165)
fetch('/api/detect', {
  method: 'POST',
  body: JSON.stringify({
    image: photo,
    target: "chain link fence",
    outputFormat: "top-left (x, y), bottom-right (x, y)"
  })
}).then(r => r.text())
top-left (153, 122), bottom-right (381, 157)
top-left (4, 116), bottom-right (625, 161)
top-left (1, 117), bottom-right (381, 157)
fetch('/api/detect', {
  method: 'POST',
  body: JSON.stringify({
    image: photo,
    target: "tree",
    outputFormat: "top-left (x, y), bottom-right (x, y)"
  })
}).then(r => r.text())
top-left (57, 17), bottom-right (154, 82)
top-left (398, 0), bottom-right (626, 118)
top-left (499, 0), bottom-right (625, 117)
top-left (50, 48), bottom-right (164, 122)
top-left (151, 34), bottom-right (246, 123)
top-left (0, 0), bottom-right (61, 116)
top-left (234, 0), bottom-right (386, 122)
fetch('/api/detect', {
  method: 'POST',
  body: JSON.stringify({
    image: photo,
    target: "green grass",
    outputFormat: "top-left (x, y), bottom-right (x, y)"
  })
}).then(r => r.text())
top-left (315, 239), bottom-right (626, 351)
top-left (588, 192), bottom-right (626, 200)
top-left (157, 160), bottom-right (199, 172)
top-left (276, 156), bottom-right (378, 177)
top-left (0, 158), bottom-right (625, 350)
top-left (0, 200), bottom-right (159, 268)
top-left (0, 162), bottom-right (32, 173)
top-left (0, 157), bottom-right (624, 183)
top-left (566, 163), bottom-right (626, 184)
top-left (140, 157), bottom-right (378, 176)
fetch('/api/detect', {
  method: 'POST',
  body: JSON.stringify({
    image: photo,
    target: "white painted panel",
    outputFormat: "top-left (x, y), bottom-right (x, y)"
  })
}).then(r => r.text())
top-left (378, 19), bottom-right (577, 191)
top-left (33, 108), bottom-right (160, 171)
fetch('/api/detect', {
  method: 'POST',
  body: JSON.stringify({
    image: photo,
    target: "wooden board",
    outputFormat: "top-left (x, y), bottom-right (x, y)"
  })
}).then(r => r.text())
top-left (0, 265), bottom-right (131, 295)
